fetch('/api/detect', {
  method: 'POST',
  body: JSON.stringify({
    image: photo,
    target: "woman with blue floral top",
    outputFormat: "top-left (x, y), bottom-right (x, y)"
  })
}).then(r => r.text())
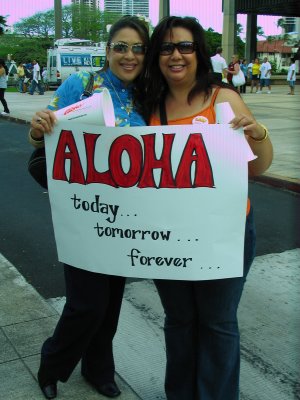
top-left (29, 16), bottom-right (149, 400)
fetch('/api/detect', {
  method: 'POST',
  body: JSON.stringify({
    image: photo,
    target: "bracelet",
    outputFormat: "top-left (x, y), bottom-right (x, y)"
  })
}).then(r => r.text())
top-left (249, 123), bottom-right (269, 143)
top-left (28, 128), bottom-right (45, 147)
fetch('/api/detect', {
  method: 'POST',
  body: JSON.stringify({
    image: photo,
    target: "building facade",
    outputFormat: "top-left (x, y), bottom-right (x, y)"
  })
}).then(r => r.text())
top-left (104, 0), bottom-right (149, 17)
top-left (281, 17), bottom-right (300, 34)
top-left (72, 0), bottom-right (100, 9)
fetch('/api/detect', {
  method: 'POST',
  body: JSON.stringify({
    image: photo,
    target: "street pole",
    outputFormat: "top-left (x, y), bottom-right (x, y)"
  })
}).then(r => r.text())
top-left (222, 0), bottom-right (236, 63)
top-left (54, 0), bottom-right (63, 40)
top-left (159, 0), bottom-right (170, 21)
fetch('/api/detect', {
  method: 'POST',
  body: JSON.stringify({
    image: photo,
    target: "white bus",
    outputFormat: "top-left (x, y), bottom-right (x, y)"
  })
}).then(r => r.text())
top-left (46, 38), bottom-right (106, 87)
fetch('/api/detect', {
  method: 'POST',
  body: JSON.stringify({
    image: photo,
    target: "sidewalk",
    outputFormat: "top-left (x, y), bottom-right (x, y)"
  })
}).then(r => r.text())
top-left (0, 85), bottom-right (300, 399)
top-left (0, 254), bottom-right (142, 400)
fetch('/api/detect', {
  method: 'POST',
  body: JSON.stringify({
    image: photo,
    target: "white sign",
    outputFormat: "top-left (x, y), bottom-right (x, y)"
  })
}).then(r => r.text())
top-left (45, 122), bottom-right (255, 280)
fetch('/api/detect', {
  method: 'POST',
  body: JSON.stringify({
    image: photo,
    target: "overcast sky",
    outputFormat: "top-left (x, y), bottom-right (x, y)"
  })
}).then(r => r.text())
top-left (1, 0), bottom-right (282, 38)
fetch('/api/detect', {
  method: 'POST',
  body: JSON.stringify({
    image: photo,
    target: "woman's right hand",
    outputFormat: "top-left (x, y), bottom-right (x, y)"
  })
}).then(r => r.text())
top-left (30, 109), bottom-right (57, 139)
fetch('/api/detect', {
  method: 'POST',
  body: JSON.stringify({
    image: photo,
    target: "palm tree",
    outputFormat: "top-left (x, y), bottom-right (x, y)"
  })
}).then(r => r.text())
top-left (236, 23), bottom-right (243, 36)
top-left (257, 26), bottom-right (265, 37)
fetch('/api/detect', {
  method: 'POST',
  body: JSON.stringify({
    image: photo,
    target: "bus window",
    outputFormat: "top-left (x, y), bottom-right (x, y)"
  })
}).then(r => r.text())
top-left (92, 56), bottom-right (105, 68)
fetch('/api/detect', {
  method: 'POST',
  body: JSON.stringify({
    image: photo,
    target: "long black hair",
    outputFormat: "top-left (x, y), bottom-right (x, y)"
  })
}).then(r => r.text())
top-left (0, 59), bottom-right (8, 75)
top-left (141, 16), bottom-right (232, 122)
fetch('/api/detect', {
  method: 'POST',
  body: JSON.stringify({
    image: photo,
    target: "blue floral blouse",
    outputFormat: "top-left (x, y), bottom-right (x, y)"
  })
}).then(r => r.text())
top-left (48, 68), bottom-right (145, 127)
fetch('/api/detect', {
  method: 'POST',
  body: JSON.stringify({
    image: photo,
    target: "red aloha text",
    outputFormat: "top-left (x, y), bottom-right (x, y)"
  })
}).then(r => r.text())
top-left (52, 130), bottom-right (215, 189)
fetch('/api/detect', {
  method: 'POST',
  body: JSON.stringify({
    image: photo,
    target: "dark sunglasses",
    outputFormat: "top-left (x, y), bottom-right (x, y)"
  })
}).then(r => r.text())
top-left (160, 41), bottom-right (197, 55)
top-left (109, 42), bottom-right (146, 55)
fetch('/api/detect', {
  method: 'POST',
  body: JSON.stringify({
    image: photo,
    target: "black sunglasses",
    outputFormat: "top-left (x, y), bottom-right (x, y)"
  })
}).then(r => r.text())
top-left (109, 42), bottom-right (146, 55)
top-left (160, 41), bottom-right (197, 55)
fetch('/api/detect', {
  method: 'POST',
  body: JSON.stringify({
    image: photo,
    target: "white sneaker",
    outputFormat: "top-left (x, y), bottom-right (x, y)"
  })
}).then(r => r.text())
top-left (256, 91), bottom-right (262, 94)
top-left (1, 111), bottom-right (10, 116)
top-left (267, 91), bottom-right (271, 94)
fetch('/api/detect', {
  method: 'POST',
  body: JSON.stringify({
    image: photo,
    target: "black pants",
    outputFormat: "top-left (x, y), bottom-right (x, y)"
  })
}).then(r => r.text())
top-left (211, 72), bottom-right (223, 82)
top-left (0, 88), bottom-right (9, 113)
top-left (39, 264), bottom-right (125, 384)
top-left (240, 81), bottom-right (247, 93)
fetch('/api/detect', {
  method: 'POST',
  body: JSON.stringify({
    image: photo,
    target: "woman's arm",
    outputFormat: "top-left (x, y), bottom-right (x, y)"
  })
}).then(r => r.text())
top-left (28, 73), bottom-right (86, 147)
top-left (225, 63), bottom-right (240, 76)
top-left (215, 88), bottom-right (273, 176)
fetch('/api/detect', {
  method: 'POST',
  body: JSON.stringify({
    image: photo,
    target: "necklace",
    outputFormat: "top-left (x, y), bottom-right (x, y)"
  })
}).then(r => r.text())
top-left (104, 72), bottom-right (132, 116)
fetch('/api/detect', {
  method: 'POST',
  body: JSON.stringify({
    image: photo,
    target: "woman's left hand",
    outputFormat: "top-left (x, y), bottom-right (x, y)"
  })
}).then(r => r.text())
top-left (229, 114), bottom-right (265, 140)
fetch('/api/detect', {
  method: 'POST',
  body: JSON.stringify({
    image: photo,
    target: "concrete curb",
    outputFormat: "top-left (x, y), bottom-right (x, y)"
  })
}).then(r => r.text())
top-left (1, 114), bottom-right (30, 125)
top-left (250, 173), bottom-right (300, 193)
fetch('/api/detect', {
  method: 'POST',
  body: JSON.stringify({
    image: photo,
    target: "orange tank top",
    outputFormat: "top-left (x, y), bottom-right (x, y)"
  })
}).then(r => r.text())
top-left (149, 87), bottom-right (220, 125)
top-left (149, 87), bottom-right (251, 215)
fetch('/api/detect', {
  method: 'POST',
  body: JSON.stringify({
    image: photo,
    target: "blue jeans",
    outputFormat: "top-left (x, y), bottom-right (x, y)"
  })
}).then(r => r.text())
top-left (18, 77), bottom-right (24, 92)
top-left (154, 207), bottom-right (256, 400)
top-left (29, 79), bottom-right (44, 95)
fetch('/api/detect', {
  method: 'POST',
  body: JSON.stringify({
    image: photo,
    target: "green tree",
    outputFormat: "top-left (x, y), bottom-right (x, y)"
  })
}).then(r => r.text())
top-left (12, 6), bottom-right (80, 39)
top-left (204, 28), bottom-right (222, 56)
top-left (12, 5), bottom-right (122, 42)
top-left (61, 5), bottom-right (74, 38)
top-left (276, 18), bottom-right (285, 30)
top-left (13, 5), bottom-right (75, 39)
top-left (71, 5), bottom-right (123, 42)
top-left (204, 27), bottom-right (245, 61)
top-left (71, 3), bottom-right (102, 41)
top-left (266, 35), bottom-right (276, 43)
top-left (0, 33), bottom-right (52, 66)
top-left (0, 15), bottom-right (8, 34)
top-left (14, 11), bottom-right (55, 38)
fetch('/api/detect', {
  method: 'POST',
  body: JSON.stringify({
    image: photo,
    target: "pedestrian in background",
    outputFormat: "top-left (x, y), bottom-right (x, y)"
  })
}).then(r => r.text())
top-left (141, 15), bottom-right (273, 400)
top-left (257, 57), bottom-right (272, 94)
top-left (17, 62), bottom-right (25, 93)
top-left (210, 47), bottom-right (227, 82)
top-left (29, 60), bottom-right (44, 95)
top-left (23, 65), bottom-right (32, 93)
top-left (225, 54), bottom-right (241, 91)
top-left (287, 57), bottom-right (296, 95)
top-left (250, 58), bottom-right (260, 93)
top-left (28, 16), bottom-right (149, 400)
top-left (41, 67), bottom-right (48, 91)
top-left (247, 59), bottom-right (254, 81)
top-left (0, 58), bottom-right (10, 116)
top-left (240, 58), bottom-right (248, 93)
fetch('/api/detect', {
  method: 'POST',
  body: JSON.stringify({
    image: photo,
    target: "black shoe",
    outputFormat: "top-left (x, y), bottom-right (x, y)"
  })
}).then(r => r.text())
top-left (97, 382), bottom-right (121, 398)
top-left (38, 369), bottom-right (57, 399)
top-left (40, 383), bottom-right (57, 399)
top-left (83, 374), bottom-right (121, 398)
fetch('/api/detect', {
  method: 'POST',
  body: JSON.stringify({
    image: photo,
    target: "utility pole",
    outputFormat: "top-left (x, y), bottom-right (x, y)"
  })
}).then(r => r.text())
top-left (159, 0), bottom-right (170, 21)
top-left (54, 0), bottom-right (63, 40)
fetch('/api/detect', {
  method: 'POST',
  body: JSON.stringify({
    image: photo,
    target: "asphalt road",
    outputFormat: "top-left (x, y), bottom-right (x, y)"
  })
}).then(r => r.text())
top-left (1, 119), bottom-right (299, 298)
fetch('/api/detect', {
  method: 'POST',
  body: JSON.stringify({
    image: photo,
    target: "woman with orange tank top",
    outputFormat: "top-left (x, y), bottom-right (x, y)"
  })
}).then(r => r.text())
top-left (140, 16), bottom-right (273, 400)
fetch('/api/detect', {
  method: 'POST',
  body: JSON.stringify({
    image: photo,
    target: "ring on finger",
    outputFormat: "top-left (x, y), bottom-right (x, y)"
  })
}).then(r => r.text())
top-left (36, 117), bottom-right (42, 123)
